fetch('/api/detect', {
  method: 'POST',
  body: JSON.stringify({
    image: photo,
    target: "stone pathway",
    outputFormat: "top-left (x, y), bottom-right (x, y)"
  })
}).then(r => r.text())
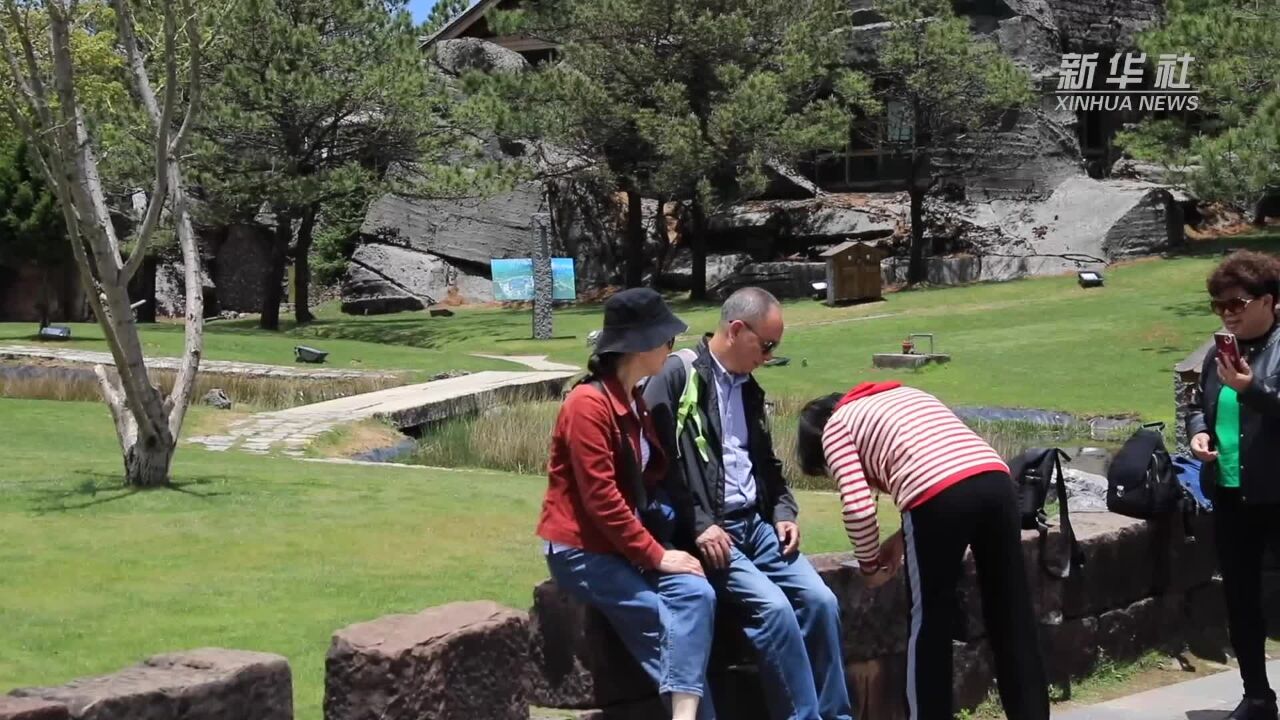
top-left (0, 345), bottom-right (398, 381)
top-left (1053, 660), bottom-right (1279, 720)
top-left (470, 353), bottom-right (580, 372)
top-left (188, 369), bottom-right (576, 456)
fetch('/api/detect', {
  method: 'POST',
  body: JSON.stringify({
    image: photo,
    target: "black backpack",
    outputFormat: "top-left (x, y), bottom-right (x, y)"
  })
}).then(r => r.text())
top-left (1106, 422), bottom-right (1184, 520)
top-left (1008, 447), bottom-right (1085, 579)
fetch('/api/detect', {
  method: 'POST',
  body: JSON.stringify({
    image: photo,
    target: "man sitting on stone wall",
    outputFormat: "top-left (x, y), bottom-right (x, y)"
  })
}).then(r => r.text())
top-left (643, 287), bottom-right (852, 720)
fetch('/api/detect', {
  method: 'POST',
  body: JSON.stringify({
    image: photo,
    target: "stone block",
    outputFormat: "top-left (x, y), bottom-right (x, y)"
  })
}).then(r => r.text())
top-left (846, 654), bottom-right (907, 720)
top-left (953, 528), bottom-right (1066, 642)
top-left (0, 698), bottom-right (69, 720)
top-left (1096, 595), bottom-right (1185, 664)
top-left (708, 665), bottom-right (769, 720)
top-left (1186, 580), bottom-right (1230, 662)
top-left (1061, 514), bottom-right (1159, 618)
top-left (325, 601), bottom-right (529, 720)
top-left (952, 640), bottom-right (995, 712)
top-left (527, 581), bottom-right (655, 709)
top-left (1041, 617), bottom-right (1099, 686)
top-left (9, 648), bottom-right (291, 720)
top-left (810, 553), bottom-right (910, 662)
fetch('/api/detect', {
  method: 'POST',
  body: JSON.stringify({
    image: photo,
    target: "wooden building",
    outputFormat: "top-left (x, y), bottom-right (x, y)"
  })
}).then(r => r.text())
top-left (819, 240), bottom-right (885, 304)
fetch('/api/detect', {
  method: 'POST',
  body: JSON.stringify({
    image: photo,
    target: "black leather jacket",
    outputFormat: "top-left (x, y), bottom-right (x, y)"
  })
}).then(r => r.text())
top-left (1186, 323), bottom-right (1280, 504)
top-left (642, 338), bottom-right (800, 548)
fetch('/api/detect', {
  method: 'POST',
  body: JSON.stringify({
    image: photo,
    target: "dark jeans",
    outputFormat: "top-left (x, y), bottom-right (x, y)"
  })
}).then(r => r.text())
top-left (901, 471), bottom-right (1049, 720)
top-left (1214, 488), bottom-right (1280, 701)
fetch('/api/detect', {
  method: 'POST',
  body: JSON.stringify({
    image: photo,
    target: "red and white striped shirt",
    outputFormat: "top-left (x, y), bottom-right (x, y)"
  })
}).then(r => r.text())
top-left (822, 386), bottom-right (1009, 570)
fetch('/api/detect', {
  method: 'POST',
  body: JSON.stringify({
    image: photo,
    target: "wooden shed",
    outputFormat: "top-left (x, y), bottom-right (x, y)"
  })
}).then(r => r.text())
top-left (820, 240), bottom-right (886, 304)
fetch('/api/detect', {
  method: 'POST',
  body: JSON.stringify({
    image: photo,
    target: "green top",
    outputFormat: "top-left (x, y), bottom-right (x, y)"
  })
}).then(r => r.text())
top-left (1216, 384), bottom-right (1241, 488)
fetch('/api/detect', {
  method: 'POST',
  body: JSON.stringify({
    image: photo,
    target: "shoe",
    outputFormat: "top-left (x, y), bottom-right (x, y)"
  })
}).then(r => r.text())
top-left (1227, 697), bottom-right (1279, 720)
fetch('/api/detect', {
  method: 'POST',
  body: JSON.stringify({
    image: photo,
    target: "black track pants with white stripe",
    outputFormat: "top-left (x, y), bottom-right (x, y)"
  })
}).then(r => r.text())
top-left (901, 471), bottom-right (1049, 720)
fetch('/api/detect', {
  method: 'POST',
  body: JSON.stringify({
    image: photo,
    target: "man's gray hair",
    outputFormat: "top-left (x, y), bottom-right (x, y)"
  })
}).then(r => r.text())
top-left (720, 287), bottom-right (780, 327)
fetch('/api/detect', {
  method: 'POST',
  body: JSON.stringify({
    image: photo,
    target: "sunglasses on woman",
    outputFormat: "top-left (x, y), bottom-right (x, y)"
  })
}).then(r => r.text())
top-left (1211, 296), bottom-right (1257, 316)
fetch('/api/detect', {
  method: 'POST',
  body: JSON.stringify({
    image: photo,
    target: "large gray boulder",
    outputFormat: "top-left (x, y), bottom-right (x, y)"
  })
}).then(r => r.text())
top-left (341, 242), bottom-right (492, 315)
top-left (325, 601), bottom-right (530, 720)
top-left (656, 252), bottom-right (752, 293)
top-left (340, 264), bottom-right (425, 315)
top-left (708, 195), bottom-right (905, 246)
top-left (361, 183), bottom-right (547, 269)
top-left (432, 37), bottom-right (529, 76)
top-left (8, 649), bottom-right (292, 720)
top-left (882, 177), bottom-right (1185, 287)
top-left (710, 261), bottom-right (826, 301)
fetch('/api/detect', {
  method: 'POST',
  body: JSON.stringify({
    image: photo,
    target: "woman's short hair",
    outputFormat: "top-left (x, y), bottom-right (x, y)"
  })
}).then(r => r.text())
top-left (797, 393), bottom-right (843, 476)
top-left (1208, 250), bottom-right (1280, 300)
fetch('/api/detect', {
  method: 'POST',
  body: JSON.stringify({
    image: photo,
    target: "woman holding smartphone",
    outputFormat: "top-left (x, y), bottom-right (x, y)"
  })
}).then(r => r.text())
top-left (1188, 250), bottom-right (1280, 720)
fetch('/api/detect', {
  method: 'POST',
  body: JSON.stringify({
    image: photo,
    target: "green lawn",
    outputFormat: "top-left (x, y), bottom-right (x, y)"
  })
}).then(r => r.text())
top-left (0, 398), bottom-right (870, 719)
top-left (0, 317), bottom-right (514, 378)
top-left (8, 234), bottom-right (1276, 421)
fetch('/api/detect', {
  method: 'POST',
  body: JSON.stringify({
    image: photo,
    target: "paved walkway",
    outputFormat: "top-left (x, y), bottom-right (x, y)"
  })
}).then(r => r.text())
top-left (0, 345), bottom-right (398, 380)
top-left (470, 353), bottom-right (580, 371)
top-left (1054, 661), bottom-right (1279, 720)
top-left (188, 369), bottom-right (575, 455)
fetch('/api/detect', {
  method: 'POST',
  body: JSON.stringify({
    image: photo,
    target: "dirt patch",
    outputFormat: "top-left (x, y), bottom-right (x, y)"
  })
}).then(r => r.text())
top-left (310, 419), bottom-right (406, 458)
top-left (183, 408), bottom-right (254, 439)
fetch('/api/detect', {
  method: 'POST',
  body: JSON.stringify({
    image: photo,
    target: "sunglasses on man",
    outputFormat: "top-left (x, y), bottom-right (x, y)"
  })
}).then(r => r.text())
top-left (737, 320), bottom-right (780, 355)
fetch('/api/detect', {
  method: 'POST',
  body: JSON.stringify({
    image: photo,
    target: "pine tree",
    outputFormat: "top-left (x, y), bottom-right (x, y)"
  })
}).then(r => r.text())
top-left (1116, 0), bottom-right (1280, 215)
top-left (0, 138), bottom-right (69, 323)
top-left (868, 0), bottom-right (1035, 284)
top-left (485, 0), bottom-right (872, 298)
top-left (198, 0), bottom-right (465, 328)
top-left (423, 0), bottom-right (470, 34)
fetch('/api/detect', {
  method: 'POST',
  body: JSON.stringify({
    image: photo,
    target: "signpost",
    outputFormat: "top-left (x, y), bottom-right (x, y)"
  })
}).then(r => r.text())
top-left (531, 213), bottom-right (553, 340)
top-left (489, 214), bottom-right (577, 340)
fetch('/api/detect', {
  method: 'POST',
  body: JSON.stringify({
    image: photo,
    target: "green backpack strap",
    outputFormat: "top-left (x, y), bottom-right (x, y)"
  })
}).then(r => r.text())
top-left (671, 349), bottom-right (711, 462)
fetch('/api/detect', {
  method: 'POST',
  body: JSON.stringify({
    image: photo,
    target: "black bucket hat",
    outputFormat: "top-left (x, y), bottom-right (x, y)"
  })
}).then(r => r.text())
top-left (593, 288), bottom-right (688, 354)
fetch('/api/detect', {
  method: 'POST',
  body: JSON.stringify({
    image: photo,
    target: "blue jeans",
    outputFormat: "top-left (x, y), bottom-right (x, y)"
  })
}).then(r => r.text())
top-left (547, 547), bottom-right (718, 718)
top-left (714, 513), bottom-right (853, 720)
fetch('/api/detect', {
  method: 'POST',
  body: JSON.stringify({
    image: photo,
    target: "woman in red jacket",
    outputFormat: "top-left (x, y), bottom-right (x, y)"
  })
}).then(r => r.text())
top-left (537, 288), bottom-right (716, 720)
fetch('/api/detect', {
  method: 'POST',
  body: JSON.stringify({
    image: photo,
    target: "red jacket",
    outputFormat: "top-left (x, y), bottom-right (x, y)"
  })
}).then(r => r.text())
top-left (537, 376), bottom-right (668, 569)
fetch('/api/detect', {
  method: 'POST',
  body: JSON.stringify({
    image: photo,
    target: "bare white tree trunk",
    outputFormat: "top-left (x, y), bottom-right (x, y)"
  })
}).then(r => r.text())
top-left (0, 0), bottom-right (205, 487)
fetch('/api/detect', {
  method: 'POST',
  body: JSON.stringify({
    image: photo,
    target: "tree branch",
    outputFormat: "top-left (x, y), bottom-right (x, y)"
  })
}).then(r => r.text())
top-left (115, 0), bottom-right (178, 282)
top-left (2, 0), bottom-right (55, 130)
top-left (169, 0), bottom-right (202, 155)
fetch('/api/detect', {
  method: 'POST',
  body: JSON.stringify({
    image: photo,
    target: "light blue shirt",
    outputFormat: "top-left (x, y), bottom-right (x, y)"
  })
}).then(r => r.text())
top-left (709, 351), bottom-right (757, 511)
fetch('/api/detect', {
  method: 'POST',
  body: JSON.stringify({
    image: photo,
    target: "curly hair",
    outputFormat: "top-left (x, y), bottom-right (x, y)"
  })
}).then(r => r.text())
top-left (1207, 250), bottom-right (1280, 300)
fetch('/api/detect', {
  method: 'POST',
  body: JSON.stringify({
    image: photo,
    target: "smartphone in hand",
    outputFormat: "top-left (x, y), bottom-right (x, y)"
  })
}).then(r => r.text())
top-left (1215, 331), bottom-right (1242, 369)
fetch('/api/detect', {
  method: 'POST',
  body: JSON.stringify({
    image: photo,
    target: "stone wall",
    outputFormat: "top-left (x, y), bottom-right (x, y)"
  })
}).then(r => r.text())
top-left (519, 512), bottom-right (1225, 719)
top-left (318, 510), bottom-right (1229, 720)
top-left (1040, 0), bottom-right (1165, 51)
top-left (5, 649), bottom-right (293, 720)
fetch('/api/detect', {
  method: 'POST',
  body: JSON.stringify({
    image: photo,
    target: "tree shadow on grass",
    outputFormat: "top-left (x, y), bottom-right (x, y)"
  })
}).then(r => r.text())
top-left (1164, 298), bottom-right (1214, 319)
top-left (29, 472), bottom-right (231, 514)
top-left (1171, 233), bottom-right (1280, 259)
